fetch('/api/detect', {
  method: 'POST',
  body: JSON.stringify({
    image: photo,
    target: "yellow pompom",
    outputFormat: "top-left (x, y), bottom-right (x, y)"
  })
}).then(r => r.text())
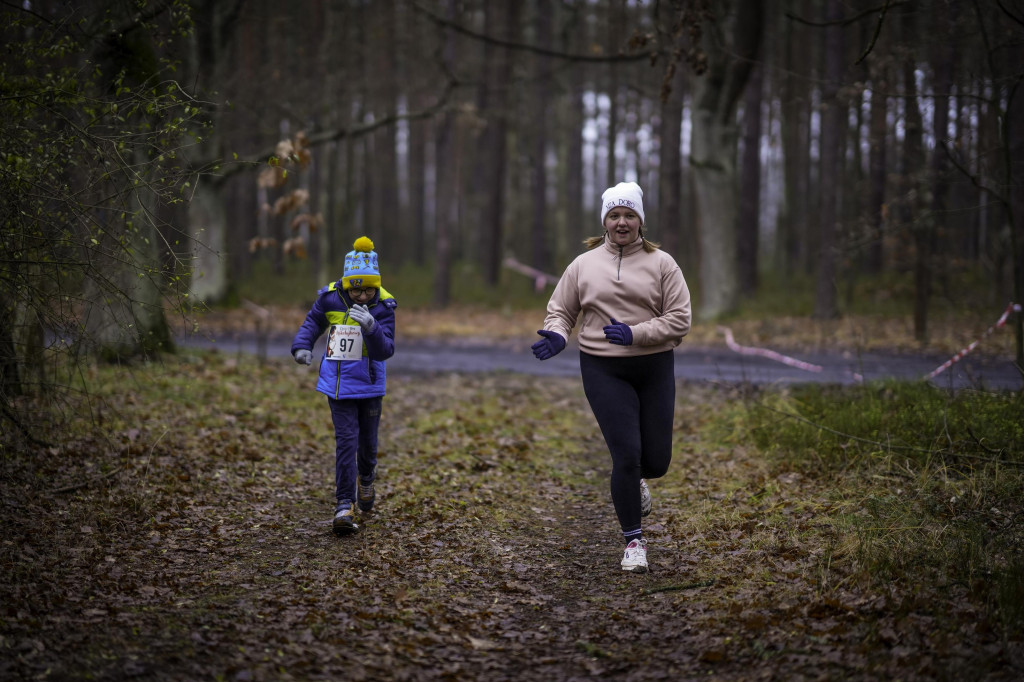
top-left (353, 236), bottom-right (375, 253)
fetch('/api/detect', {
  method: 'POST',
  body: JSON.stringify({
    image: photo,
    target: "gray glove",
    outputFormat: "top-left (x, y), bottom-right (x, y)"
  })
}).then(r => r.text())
top-left (293, 349), bottom-right (312, 365)
top-left (348, 304), bottom-right (376, 333)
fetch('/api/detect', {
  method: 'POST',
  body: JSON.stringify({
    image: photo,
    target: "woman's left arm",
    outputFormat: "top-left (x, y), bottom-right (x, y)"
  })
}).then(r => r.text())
top-left (630, 263), bottom-right (691, 346)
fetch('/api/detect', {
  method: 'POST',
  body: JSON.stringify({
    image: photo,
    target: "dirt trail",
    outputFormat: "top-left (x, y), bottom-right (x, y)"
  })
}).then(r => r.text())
top-left (2, 365), bottom-right (1020, 680)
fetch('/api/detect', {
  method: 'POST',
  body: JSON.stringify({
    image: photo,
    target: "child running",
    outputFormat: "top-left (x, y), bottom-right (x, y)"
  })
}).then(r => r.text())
top-left (291, 237), bottom-right (397, 535)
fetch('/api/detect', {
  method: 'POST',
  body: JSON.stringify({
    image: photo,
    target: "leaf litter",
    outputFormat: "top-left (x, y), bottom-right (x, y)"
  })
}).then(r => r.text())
top-left (1, 352), bottom-right (1021, 680)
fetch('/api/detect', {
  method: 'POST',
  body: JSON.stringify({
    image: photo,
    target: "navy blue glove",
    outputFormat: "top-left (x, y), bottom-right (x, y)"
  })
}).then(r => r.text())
top-left (603, 318), bottom-right (633, 346)
top-left (531, 330), bottom-right (566, 360)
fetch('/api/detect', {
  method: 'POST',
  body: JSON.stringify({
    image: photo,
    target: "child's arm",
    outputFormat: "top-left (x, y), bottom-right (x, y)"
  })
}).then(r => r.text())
top-left (362, 299), bottom-right (396, 361)
top-left (290, 298), bottom-right (328, 358)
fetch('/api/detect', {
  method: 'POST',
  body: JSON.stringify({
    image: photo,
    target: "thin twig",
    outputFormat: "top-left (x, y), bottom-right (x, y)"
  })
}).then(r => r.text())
top-left (854, 0), bottom-right (894, 65)
top-left (787, 1), bottom-right (906, 28)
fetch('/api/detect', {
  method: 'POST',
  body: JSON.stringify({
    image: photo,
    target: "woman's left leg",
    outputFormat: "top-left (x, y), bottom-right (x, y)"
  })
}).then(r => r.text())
top-left (637, 351), bottom-right (675, 480)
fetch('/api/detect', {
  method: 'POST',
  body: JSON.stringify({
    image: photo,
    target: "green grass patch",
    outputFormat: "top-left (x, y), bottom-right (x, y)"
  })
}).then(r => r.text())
top-left (726, 380), bottom-right (1024, 634)
top-left (742, 381), bottom-right (1023, 469)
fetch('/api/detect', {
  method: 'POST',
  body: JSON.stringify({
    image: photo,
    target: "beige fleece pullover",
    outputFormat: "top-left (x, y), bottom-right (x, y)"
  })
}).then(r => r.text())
top-left (543, 235), bottom-right (692, 357)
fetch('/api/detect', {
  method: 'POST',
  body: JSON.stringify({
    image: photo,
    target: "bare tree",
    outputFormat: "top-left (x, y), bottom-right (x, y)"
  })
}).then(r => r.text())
top-left (813, 2), bottom-right (845, 320)
top-left (688, 0), bottom-right (763, 319)
top-left (865, 57), bottom-right (889, 274)
top-left (531, 3), bottom-right (555, 275)
top-left (738, 62), bottom-right (763, 296)
top-left (1, 2), bottom-right (205, 429)
top-left (433, 0), bottom-right (458, 307)
top-left (477, 2), bottom-right (520, 285)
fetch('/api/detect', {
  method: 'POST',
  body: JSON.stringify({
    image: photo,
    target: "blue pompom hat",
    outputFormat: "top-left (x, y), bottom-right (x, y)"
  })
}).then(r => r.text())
top-left (342, 236), bottom-right (381, 290)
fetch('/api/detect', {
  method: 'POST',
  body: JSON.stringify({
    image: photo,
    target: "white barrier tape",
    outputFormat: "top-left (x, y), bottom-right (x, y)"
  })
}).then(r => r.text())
top-left (924, 302), bottom-right (1021, 380)
top-left (717, 326), bottom-right (866, 382)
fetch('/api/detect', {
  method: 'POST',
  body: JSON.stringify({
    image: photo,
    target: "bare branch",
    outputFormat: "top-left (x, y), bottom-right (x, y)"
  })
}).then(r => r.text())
top-left (786, 1), bottom-right (907, 28)
top-left (855, 0), bottom-right (894, 65)
top-left (0, 0), bottom-right (53, 25)
top-left (214, 79), bottom-right (459, 182)
top-left (940, 140), bottom-right (1008, 206)
top-left (407, 0), bottom-right (658, 63)
top-left (996, 0), bottom-right (1024, 28)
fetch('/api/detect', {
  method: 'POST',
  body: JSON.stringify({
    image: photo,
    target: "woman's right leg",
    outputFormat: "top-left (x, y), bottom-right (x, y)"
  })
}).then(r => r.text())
top-left (579, 353), bottom-right (643, 544)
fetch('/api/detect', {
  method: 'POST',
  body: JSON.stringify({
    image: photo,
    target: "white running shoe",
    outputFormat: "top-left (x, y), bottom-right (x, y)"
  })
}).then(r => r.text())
top-left (621, 538), bottom-right (648, 572)
top-left (640, 478), bottom-right (652, 517)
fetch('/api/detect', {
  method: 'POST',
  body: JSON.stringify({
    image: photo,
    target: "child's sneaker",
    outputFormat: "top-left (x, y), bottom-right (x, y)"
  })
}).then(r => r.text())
top-left (640, 479), bottom-right (652, 517)
top-left (357, 476), bottom-right (376, 512)
top-left (621, 538), bottom-right (648, 572)
top-left (332, 506), bottom-right (359, 535)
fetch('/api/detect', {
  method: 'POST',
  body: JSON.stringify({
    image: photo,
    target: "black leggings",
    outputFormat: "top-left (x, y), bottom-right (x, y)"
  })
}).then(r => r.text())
top-left (580, 350), bottom-right (675, 541)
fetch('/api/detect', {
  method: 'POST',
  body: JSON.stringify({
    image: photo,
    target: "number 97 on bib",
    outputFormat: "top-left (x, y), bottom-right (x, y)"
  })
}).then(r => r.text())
top-left (325, 324), bottom-right (363, 361)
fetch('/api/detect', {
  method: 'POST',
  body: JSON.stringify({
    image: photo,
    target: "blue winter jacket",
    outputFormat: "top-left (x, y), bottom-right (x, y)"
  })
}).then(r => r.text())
top-left (290, 282), bottom-right (397, 400)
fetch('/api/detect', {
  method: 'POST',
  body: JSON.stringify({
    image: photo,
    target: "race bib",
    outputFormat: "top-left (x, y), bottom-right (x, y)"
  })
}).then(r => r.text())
top-left (324, 324), bottom-right (363, 361)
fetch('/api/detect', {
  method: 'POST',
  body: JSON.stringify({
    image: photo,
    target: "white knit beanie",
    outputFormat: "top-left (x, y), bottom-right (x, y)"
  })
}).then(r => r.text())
top-left (600, 182), bottom-right (645, 226)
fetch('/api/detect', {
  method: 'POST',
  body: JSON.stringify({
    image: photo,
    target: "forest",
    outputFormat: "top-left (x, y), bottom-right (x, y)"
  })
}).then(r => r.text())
top-left (2, 0), bottom-right (1023, 370)
top-left (2, 1), bottom-right (1024, 680)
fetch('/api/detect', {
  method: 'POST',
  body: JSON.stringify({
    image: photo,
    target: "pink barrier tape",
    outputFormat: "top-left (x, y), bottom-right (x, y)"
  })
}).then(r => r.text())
top-left (718, 326), bottom-right (823, 372)
top-left (924, 302), bottom-right (1021, 380)
top-left (717, 326), bottom-right (865, 383)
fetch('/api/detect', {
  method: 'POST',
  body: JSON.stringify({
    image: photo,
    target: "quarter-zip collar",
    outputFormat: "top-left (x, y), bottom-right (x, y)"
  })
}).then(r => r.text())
top-left (602, 234), bottom-right (644, 280)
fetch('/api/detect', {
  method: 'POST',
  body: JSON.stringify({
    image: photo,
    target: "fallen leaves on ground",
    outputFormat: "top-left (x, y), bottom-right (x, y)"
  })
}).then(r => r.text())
top-left (1, 356), bottom-right (1021, 680)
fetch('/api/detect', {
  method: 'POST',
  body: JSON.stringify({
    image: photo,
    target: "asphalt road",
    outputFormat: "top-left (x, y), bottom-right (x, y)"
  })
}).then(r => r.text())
top-left (177, 332), bottom-right (1024, 391)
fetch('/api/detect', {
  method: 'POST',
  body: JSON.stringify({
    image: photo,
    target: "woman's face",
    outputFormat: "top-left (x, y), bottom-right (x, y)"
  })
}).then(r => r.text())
top-left (604, 207), bottom-right (642, 247)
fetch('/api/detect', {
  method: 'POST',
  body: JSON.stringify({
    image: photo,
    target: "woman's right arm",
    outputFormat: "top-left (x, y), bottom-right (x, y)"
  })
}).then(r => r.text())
top-left (542, 260), bottom-right (580, 340)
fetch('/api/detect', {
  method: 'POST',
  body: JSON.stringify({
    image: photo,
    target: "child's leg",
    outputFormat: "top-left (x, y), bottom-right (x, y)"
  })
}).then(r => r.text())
top-left (356, 397), bottom-right (383, 482)
top-left (328, 397), bottom-right (359, 507)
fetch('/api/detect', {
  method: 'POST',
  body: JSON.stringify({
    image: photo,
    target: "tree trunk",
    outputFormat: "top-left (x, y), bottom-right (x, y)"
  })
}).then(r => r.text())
top-left (689, 0), bottom-right (762, 320)
top-left (738, 63), bottom-right (763, 296)
top-left (777, 0), bottom-right (810, 280)
top-left (605, 0), bottom-right (624, 189)
top-left (921, 3), bottom-right (954, 344)
top-left (531, 5), bottom-right (553, 275)
top-left (409, 119), bottom-right (428, 268)
top-left (900, 10), bottom-right (926, 343)
top-left (866, 61), bottom-right (888, 274)
top-left (0, 306), bottom-right (21, 399)
top-left (432, 0), bottom-right (457, 307)
top-left (658, 64), bottom-right (685, 259)
top-left (813, 2), bottom-right (844, 320)
top-left (478, 1), bottom-right (518, 285)
top-left (189, 180), bottom-right (229, 306)
top-left (82, 210), bottom-right (175, 360)
top-left (566, 80), bottom-right (586, 253)
top-left (371, 0), bottom-right (399, 263)
top-left (1007, 43), bottom-right (1024, 366)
